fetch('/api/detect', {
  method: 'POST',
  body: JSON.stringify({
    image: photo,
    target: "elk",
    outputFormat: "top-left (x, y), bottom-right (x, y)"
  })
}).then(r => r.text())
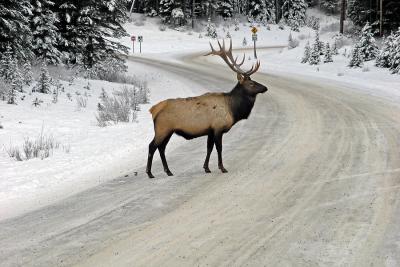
top-left (146, 40), bottom-right (268, 178)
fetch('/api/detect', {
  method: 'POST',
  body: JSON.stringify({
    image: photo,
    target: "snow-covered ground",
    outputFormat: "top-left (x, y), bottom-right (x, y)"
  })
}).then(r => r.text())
top-left (0, 60), bottom-right (204, 220)
top-left (1, 9), bottom-right (399, 221)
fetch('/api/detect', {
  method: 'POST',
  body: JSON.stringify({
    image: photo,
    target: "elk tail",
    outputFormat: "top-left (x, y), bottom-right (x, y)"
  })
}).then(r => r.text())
top-left (149, 100), bottom-right (167, 120)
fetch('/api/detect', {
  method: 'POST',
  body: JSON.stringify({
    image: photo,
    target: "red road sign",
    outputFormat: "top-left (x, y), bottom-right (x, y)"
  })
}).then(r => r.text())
top-left (131, 35), bottom-right (136, 41)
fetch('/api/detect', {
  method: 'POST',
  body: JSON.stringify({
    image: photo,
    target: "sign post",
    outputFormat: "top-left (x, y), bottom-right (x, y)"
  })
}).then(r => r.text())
top-left (251, 27), bottom-right (258, 59)
top-left (131, 35), bottom-right (136, 53)
top-left (138, 35), bottom-right (143, 53)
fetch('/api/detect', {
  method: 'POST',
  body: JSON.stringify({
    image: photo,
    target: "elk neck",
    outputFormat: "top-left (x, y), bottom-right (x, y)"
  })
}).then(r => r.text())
top-left (228, 83), bottom-right (256, 124)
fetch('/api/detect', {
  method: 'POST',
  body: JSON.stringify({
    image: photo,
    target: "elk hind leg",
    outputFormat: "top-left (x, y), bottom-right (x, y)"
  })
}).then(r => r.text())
top-left (158, 133), bottom-right (173, 176)
top-left (146, 139), bottom-right (157, 178)
top-left (203, 133), bottom-right (214, 173)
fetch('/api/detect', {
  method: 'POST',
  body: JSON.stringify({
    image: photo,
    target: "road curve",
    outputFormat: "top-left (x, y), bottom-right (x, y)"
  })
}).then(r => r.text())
top-left (1, 50), bottom-right (400, 267)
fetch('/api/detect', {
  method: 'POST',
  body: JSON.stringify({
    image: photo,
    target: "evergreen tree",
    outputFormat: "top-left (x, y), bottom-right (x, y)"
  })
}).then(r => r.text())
top-left (321, 0), bottom-right (337, 13)
top-left (0, 46), bottom-right (23, 92)
top-left (54, 0), bottom-right (129, 68)
top-left (376, 31), bottom-right (396, 68)
top-left (301, 41), bottom-right (311, 63)
top-left (309, 32), bottom-right (321, 65)
top-left (31, 0), bottom-right (62, 64)
top-left (220, 0), bottom-right (234, 18)
top-left (357, 22), bottom-right (378, 61)
top-left (205, 18), bottom-right (217, 39)
top-left (332, 40), bottom-right (339, 55)
top-left (324, 42), bottom-right (333, 62)
top-left (34, 62), bottom-right (52, 93)
top-left (159, 0), bottom-right (174, 23)
top-left (7, 82), bottom-right (18, 104)
top-left (389, 29), bottom-right (400, 74)
top-left (22, 61), bottom-right (34, 85)
top-left (56, 1), bottom-right (79, 64)
top-left (0, 0), bottom-right (33, 60)
top-left (348, 45), bottom-right (363, 67)
top-left (281, 0), bottom-right (307, 31)
top-left (248, 0), bottom-right (275, 23)
top-left (243, 37), bottom-right (247, 46)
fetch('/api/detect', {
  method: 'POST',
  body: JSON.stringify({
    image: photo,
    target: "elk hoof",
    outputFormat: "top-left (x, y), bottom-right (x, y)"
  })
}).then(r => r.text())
top-left (147, 172), bottom-right (155, 179)
top-left (165, 170), bottom-right (174, 176)
top-left (204, 167), bottom-right (211, 173)
top-left (220, 167), bottom-right (228, 173)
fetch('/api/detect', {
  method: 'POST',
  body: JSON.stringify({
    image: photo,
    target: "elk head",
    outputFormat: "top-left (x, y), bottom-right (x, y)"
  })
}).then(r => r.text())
top-left (205, 39), bottom-right (268, 96)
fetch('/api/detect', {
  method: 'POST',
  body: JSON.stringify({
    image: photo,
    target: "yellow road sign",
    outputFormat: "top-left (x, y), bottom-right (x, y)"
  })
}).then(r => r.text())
top-left (251, 27), bottom-right (258, 34)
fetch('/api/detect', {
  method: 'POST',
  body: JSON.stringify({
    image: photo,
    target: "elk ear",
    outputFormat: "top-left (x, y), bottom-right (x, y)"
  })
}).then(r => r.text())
top-left (237, 73), bottom-right (245, 84)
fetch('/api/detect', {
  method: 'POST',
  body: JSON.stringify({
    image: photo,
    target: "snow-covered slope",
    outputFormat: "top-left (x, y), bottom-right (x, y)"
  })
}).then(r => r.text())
top-left (0, 60), bottom-right (205, 220)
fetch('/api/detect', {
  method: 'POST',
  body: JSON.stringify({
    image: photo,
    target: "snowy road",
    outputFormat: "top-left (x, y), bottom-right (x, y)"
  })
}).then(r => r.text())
top-left (1, 50), bottom-right (400, 266)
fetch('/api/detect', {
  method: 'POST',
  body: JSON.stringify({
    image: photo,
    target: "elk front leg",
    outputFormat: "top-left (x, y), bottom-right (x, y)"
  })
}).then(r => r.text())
top-left (214, 133), bottom-right (227, 173)
top-left (203, 133), bottom-right (214, 173)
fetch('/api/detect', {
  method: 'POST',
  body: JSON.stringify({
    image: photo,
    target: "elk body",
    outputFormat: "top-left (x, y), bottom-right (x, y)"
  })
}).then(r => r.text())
top-left (146, 40), bottom-right (268, 178)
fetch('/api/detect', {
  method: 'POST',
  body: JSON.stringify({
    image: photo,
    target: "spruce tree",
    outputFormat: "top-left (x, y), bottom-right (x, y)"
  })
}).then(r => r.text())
top-left (0, 46), bottom-right (23, 92)
top-left (34, 62), bottom-right (52, 93)
top-left (376, 30), bottom-right (397, 68)
top-left (220, 0), bottom-right (234, 18)
top-left (205, 18), bottom-right (217, 39)
top-left (281, 0), bottom-right (307, 31)
top-left (22, 61), bottom-right (33, 85)
top-left (309, 32), bottom-right (321, 65)
top-left (55, 0), bottom-right (129, 68)
top-left (357, 22), bottom-right (378, 61)
top-left (348, 45), bottom-right (363, 68)
top-left (301, 42), bottom-right (311, 63)
top-left (248, 0), bottom-right (275, 23)
top-left (324, 42), bottom-right (333, 63)
top-left (159, 0), bottom-right (174, 23)
top-left (321, 0), bottom-right (337, 13)
top-left (0, 0), bottom-right (33, 60)
top-left (56, 2), bottom-right (79, 64)
top-left (31, 0), bottom-right (62, 64)
top-left (389, 29), bottom-right (400, 74)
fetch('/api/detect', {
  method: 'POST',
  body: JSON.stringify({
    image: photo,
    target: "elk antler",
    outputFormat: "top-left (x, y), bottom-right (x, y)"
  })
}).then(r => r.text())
top-left (205, 39), bottom-right (260, 76)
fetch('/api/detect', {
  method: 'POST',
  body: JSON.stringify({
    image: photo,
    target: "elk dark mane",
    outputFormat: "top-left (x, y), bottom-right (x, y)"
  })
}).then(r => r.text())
top-left (229, 83), bottom-right (256, 124)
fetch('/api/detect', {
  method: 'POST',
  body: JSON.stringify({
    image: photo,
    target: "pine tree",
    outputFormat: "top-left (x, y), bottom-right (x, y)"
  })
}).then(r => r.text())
top-left (324, 42), bottom-right (333, 63)
top-left (389, 29), bottom-right (400, 74)
top-left (301, 42), bottom-right (311, 63)
top-left (333, 40), bottom-right (339, 55)
top-left (248, 0), bottom-right (275, 23)
top-left (22, 61), bottom-right (33, 85)
top-left (243, 37), bottom-right (248, 46)
top-left (205, 18), bottom-right (217, 39)
top-left (0, 46), bottom-right (23, 92)
top-left (0, 0), bottom-right (33, 60)
top-left (281, 0), bottom-right (307, 31)
top-left (309, 31), bottom-right (321, 65)
top-left (34, 62), bottom-right (52, 93)
top-left (321, 0), bottom-right (337, 13)
top-left (56, 2), bottom-right (79, 64)
top-left (357, 22), bottom-right (379, 61)
top-left (55, 0), bottom-right (129, 68)
top-left (348, 45), bottom-right (363, 67)
top-left (159, 0), bottom-right (174, 23)
top-left (30, 0), bottom-right (62, 64)
top-left (220, 0), bottom-right (234, 18)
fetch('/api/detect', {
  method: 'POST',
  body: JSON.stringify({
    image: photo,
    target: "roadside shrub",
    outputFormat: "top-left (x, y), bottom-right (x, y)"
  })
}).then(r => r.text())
top-left (96, 85), bottom-right (150, 126)
top-left (76, 96), bottom-right (87, 109)
top-left (6, 129), bottom-right (62, 161)
top-left (288, 33), bottom-right (300, 49)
